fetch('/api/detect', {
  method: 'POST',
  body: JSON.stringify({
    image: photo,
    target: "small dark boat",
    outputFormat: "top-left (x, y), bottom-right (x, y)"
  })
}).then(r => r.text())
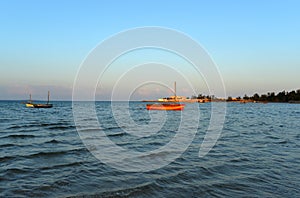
top-left (26, 103), bottom-right (53, 108)
top-left (26, 91), bottom-right (53, 108)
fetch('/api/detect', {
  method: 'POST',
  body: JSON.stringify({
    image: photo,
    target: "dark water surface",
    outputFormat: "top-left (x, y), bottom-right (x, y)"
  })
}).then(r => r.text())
top-left (0, 101), bottom-right (299, 197)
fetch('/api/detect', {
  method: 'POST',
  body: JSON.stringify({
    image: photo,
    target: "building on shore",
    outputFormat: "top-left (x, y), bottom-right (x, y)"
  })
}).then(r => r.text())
top-left (155, 95), bottom-right (210, 103)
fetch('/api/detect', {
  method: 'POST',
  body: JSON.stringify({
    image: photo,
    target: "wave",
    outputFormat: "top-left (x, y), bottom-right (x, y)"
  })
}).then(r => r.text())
top-left (7, 125), bottom-right (24, 129)
top-left (104, 126), bottom-right (123, 130)
top-left (44, 139), bottom-right (61, 144)
top-left (229, 157), bottom-right (251, 163)
top-left (40, 161), bottom-right (83, 170)
top-left (3, 134), bottom-right (36, 139)
top-left (6, 122), bottom-right (74, 129)
top-left (47, 125), bottom-right (75, 130)
top-left (107, 132), bottom-right (127, 137)
top-left (4, 168), bottom-right (30, 174)
top-left (0, 155), bottom-right (15, 163)
top-left (27, 148), bottom-right (87, 159)
top-left (0, 143), bottom-right (16, 148)
top-left (69, 181), bottom-right (162, 198)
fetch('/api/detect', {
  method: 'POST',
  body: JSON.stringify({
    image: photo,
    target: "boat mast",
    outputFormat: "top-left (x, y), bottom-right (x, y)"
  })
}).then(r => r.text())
top-left (29, 94), bottom-right (32, 102)
top-left (47, 91), bottom-right (50, 104)
top-left (174, 81), bottom-right (177, 101)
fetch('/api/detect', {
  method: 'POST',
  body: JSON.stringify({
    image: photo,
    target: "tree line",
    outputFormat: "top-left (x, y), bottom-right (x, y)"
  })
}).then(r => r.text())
top-left (235, 89), bottom-right (300, 102)
top-left (191, 89), bottom-right (300, 102)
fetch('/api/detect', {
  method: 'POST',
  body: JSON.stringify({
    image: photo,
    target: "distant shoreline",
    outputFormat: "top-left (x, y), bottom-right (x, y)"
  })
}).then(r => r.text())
top-left (1, 89), bottom-right (299, 103)
top-left (1, 100), bottom-right (300, 104)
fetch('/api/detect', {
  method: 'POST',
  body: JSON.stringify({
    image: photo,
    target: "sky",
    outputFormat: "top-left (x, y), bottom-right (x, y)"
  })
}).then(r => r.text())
top-left (1, 0), bottom-right (299, 100)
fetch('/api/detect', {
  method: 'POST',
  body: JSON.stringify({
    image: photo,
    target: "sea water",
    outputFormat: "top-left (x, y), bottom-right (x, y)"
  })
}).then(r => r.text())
top-left (0, 101), bottom-right (299, 197)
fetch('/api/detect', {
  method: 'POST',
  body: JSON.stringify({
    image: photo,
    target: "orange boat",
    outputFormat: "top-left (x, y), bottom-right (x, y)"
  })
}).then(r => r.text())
top-left (146, 103), bottom-right (185, 111)
top-left (146, 82), bottom-right (186, 111)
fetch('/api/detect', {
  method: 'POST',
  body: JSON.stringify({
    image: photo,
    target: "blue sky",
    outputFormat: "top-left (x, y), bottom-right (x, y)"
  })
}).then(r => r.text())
top-left (1, 0), bottom-right (299, 100)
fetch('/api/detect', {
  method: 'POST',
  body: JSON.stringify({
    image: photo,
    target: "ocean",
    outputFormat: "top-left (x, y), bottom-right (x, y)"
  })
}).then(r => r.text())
top-left (0, 101), bottom-right (299, 197)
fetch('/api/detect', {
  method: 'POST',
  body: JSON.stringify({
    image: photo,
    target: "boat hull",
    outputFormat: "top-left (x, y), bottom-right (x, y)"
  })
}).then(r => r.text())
top-left (146, 104), bottom-right (185, 111)
top-left (26, 103), bottom-right (34, 108)
top-left (26, 103), bottom-right (53, 108)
